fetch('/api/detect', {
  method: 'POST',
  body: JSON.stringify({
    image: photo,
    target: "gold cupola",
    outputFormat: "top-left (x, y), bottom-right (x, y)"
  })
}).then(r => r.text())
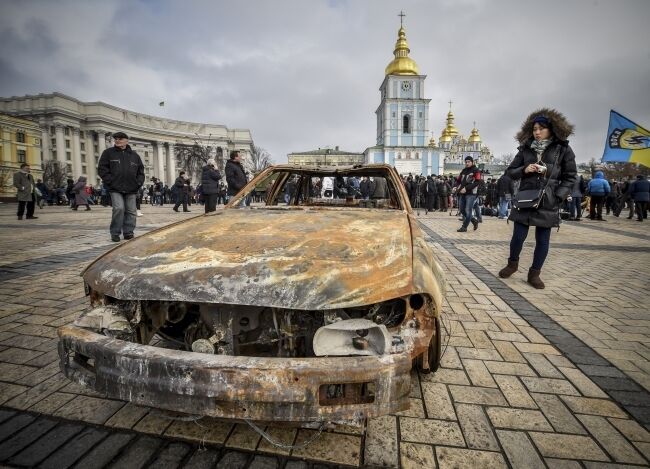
top-left (468, 123), bottom-right (482, 143)
top-left (439, 128), bottom-right (452, 143)
top-left (385, 26), bottom-right (419, 76)
top-left (428, 135), bottom-right (437, 147)
top-left (444, 109), bottom-right (459, 137)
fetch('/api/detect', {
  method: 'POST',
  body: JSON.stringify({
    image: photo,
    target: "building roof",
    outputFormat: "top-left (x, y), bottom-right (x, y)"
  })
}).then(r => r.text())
top-left (288, 148), bottom-right (364, 156)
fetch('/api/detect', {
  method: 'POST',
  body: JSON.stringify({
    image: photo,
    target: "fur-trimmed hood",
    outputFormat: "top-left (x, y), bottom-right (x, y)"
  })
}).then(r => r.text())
top-left (516, 108), bottom-right (575, 145)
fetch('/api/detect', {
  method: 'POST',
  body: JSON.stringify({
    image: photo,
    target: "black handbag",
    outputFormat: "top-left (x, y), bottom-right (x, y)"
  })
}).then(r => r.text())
top-left (513, 148), bottom-right (561, 210)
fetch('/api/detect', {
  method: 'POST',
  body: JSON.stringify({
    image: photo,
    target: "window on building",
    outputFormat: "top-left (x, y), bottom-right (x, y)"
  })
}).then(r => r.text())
top-left (81, 155), bottom-right (86, 163)
top-left (16, 131), bottom-right (26, 143)
top-left (65, 140), bottom-right (70, 149)
top-left (52, 150), bottom-right (57, 159)
top-left (66, 152), bottom-right (71, 161)
top-left (35, 138), bottom-right (40, 145)
top-left (66, 164), bottom-right (72, 173)
top-left (419, 112), bottom-right (423, 118)
top-left (79, 131), bottom-right (84, 139)
top-left (64, 128), bottom-right (70, 136)
top-left (403, 115), bottom-right (411, 134)
top-left (144, 151), bottom-right (148, 158)
top-left (392, 112), bottom-right (396, 118)
top-left (80, 142), bottom-right (85, 151)
top-left (49, 126), bottom-right (55, 134)
top-left (94, 145), bottom-right (98, 153)
top-left (17, 150), bottom-right (26, 163)
top-left (51, 138), bottom-right (56, 148)
top-left (82, 165), bottom-right (87, 173)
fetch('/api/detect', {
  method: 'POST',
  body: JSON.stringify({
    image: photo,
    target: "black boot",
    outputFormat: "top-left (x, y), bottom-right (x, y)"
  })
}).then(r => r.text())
top-left (499, 261), bottom-right (518, 278)
top-left (527, 268), bottom-right (545, 289)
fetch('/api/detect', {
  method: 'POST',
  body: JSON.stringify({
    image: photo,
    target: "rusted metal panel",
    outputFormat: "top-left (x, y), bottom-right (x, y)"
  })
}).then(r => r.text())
top-left (58, 325), bottom-right (411, 422)
top-left (83, 209), bottom-right (415, 310)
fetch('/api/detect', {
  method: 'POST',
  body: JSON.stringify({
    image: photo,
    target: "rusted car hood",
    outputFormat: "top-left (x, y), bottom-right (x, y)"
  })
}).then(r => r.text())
top-left (84, 208), bottom-right (415, 309)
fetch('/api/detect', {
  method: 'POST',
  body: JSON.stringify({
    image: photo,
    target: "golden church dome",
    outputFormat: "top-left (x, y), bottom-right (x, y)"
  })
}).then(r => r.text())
top-left (468, 126), bottom-right (482, 143)
top-left (444, 109), bottom-right (459, 137)
top-left (428, 136), bottom-right (437, 147)
top-left (385, 26), bottom-right (419, 76)
top-left (439, 128), bottom-right (452, 143)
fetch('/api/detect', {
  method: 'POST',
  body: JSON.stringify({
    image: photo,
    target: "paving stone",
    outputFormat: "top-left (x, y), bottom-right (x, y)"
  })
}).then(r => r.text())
top-left (400, 416), bottom-right (465, 446)
top-left (523, 353), bottom-right (564, 378)
top-left (493, 374), bottom-right (537, 409)
top-left (215, 451), bottom-right (250, 469)
top-left (0, 417), bottom-right (57, 459)
top-left (28, 391), bottom-right (75, 414)
top-left (608, 417), bottom-right (650, 442)
top-left (521, 376), bottom-right (581, 396)
top-left (426, 367), bottom-right (470, 385)
top-left (448, 385), bottom-right (508, 406)
top-left (435, 447), bottom-right (507, 469)
top-left (106, 435), bottom-right (163, 469)
top-left (39, 426), bottom-right (108, 469)
top-left (577, 414), bottom-right (647, 464)
top-left (532, 393), bottom-right (586, 434)
top-left (561, 396), bottom-right (628, 418)
top-left (462, 359), bottom-right (497, 388)
top-left (492, 340), bottom-right (527, 363)
top-left (8, 422), bottom-right (83, 466)
top-left (633, 442), bottom-right (650, 461)
top-left (578, 364), bottom-right (627, 378)
top-left (164, 418), bottom-right (233, 446)
top-left (529, 432), bottom-right (609, 461)
top-left (591, 375), bottom-right (643, 392)
top-left (0, 408), bottom-right (16, 425)
top-left (255, 425), bottom-right (296, 456)
top-left (0, 412), bottom-right (36, 441)
top-left (455, 404), bottom-right (499, 451)
top-left (496, 430), bottom-right (545, 469)
top-left (147, 441), bottom-right (193, 468)
top-left (421, 381), bottom-right (456, 420)
top-left (486, 407), bottom-right (553, 431)
top-left (225, 423), bottom-right (262, 451)
top-left (456, 347), bottom-right (503, 361)
top-left (466, 330), bottom-right (495, 349)
top-left (284, 461), bottom-right (309, 469)
top-left (364, 415), bottom-right (398, 468)
top-left (291, 429), bottom-right (361, 466)
top-left (0, 382), bottom-right (29, 405)
top-left (544, 458), bottom-right (583, 469)
top-left (400, 441), bottom-right (436, 469)
top-left (5, 373), bottom-right (69, 409)
top-left (396, 397), bottom-right (426, 418)
top-left (131, 412), bottom-right (173, 435)
top-left (0, 362), bottom-right (39, 382)
top-left (53, 395), bottom-right (124, 425)
top-left (104, 403), bottom-right (149, 429)
top-left (182, 448), bottom-right (221, 469)
top-left (484, 360), bottom-right (537, 376)
top-left (72, 433), bottom-right (135, 469)
top-left (558, 366), bottom-right (609, 398)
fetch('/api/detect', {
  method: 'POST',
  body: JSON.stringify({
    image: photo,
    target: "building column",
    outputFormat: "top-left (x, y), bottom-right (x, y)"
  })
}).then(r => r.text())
top-left (1, 127), bottom-right (12, 166)
top-left (155, 141), bottom-right (165, 182)
top-left (97, 131), bottom-right (107, 155)
top-left (54, 124), bottom-right (65, 164)
top-left (85, 132), bottom-right (97, 185)
top-left (166, 143), bottom-right (176, 185)
top-left (41, 128), bottom-right (50, 162)
top-left (72, 128), bottom-right (82, 177)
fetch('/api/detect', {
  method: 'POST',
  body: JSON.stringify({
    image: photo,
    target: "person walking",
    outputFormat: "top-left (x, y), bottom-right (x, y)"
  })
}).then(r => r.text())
top-left (568, 174), bottom-right (586, 220)
top-left (172, 171), bottom-right (191, 212)
top-left (71, 176), bottom-right (91, 211)
top-left (13, 163), bottom-right (38, 220)
top-left (496, 173), bottom-right (514, 219)
top-left (97, 131), bottom-right (145, 242)
top-left (587, 171), bottom-right (610, 221)
top-left (225, 150), bottom-right (248, 204)
top-left (498, 109), bottom-right (577, 289)
top-left (455, 156), bottom-right (481, 232)
top-left (630, 174), bottom-right (649, 222)
top-left (201, 158), bottom-right (222, 213)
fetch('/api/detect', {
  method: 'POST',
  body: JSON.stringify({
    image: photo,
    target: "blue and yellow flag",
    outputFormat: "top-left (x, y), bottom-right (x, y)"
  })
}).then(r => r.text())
top-left (602, 110), bottom-right (650, 167)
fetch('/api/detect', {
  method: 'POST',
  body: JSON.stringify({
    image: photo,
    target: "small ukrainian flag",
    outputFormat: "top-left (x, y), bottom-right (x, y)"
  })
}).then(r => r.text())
top-left (602, 110), bottom-right (650, 167)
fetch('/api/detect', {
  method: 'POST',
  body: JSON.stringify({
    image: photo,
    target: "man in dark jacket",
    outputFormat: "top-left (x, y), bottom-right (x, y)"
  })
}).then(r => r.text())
top-left (425, 176), bottom-right (437, 213)
top-left (173, 171), bottom-right (191, 212)
top-left (455, 156), bottom-right (481, 231)
top-left (225, 151), bottom-right (248, 204)
top-left (201, 158), bottom-right (222, 213)
top-left (437, 177), bottom-right (449, 211)
top-left (97, 132), bottom-right (145, 241)
top-left (630, 174), bottom-right (649, 221)
top-left (496, 173), bottom-right (514, 219)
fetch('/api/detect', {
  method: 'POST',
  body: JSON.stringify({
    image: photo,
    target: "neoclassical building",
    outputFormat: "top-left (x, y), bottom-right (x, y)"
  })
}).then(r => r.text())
top-left (0, 113), bottom-right (43, 199)
top-left (0, 93), bottom-right (254, 186)
top-left (287, 146), bottom-right (365, 167)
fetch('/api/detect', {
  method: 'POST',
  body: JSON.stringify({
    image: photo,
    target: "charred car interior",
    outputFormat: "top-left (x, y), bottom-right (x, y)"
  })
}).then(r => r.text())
top-left (58, 164), bottom-right (446, 424)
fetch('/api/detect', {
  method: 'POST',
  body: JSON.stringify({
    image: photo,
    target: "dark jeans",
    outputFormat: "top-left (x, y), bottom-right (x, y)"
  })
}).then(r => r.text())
top-left (17, 195), bottom-right (35, 218)
top-left (204, 193), bottom-right (218, 213)
top-left (590, 195), bottom-right (605, 219)
top-left (438, 195), bottom-right (448, 210)
top-left (509, 222), bottom-right (551, 270)
top-left (636, 201), bottom-right (648, 221)
top-left (458, 194), bottom-right (477, 228)
top-left (570, 196), bottom-right (582, 219)
top-left (174, 193), bottom-right (188, 211)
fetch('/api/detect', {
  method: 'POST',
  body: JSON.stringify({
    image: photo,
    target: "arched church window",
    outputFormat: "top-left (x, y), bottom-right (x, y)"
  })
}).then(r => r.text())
top-left (415, 152), bottom-right (419, 159)
top-left (406, 150), bottom-right (411, 159)
top-left (403, 115), bottom-right (411, 134)
top-left (397, 152), bottom-right (402, 159)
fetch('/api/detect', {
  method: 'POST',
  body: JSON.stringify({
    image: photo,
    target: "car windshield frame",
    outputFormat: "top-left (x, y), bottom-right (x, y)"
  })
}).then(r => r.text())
top-left (225, 165), bottom-right (410, 211)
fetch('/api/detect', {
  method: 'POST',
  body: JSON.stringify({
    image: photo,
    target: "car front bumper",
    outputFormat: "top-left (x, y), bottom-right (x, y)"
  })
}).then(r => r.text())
top-left (58, 325), bottom-right (412, 422)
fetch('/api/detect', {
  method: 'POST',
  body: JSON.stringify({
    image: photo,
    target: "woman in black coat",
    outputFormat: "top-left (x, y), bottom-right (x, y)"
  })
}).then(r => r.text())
top-left (201, 158), bottom-right (222, 213)
top-left (498, 108), bottom-right (577, 289)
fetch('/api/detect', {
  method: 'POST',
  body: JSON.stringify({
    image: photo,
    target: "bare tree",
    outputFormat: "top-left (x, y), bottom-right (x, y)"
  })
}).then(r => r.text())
top-left (491, 153), bottom-right (515, 165)
top-left (174, 143), bottom-right (212, 180)
top-left (245, 144), bottom-right (273, 175)
top-left (42, 160), bottom-right (67, 188)
top-left (0, 168), bottom-right (12, 195)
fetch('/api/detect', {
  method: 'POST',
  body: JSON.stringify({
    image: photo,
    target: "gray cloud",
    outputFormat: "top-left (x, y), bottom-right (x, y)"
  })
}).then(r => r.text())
top-left (1, 0), bottom-right (649, 164)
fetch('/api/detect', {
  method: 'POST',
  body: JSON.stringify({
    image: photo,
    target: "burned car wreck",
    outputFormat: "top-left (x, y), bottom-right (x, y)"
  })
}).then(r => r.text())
top-left (58, 164), bottom-right (445, 424)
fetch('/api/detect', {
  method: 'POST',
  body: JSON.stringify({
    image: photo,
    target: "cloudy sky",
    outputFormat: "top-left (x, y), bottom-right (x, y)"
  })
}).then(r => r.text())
top-left (1, 0), bottom-right (649, 164)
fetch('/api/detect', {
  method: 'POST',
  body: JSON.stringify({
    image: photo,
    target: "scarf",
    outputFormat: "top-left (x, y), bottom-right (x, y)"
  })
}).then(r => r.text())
top-left (530, 139), bottom-right (552, 161)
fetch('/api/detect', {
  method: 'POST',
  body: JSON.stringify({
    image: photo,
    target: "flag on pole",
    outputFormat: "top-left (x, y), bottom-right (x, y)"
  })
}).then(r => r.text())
top-left (601, 110), bottom-right (650, 167)
top-left (159, 101), bottom-right (165, 107)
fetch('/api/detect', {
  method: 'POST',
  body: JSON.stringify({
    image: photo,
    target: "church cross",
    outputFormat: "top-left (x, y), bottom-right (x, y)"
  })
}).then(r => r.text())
top-left (448, 100), bottom-right (453, 110)
top-left (473, 121), bottom-right (476, 128)
top-left (398, 11), bottom-right (405, 26)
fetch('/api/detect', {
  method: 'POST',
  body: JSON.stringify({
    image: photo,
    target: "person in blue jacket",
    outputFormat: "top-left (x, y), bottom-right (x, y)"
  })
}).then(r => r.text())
top-left (587, 171), bottom-right (610, 221)
top-left (630, 174), bottom-right (649, 222)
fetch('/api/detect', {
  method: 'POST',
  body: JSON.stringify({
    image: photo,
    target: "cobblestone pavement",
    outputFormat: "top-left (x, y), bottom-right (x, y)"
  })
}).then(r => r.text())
top-left (0, 202), bottom-right (649, 468)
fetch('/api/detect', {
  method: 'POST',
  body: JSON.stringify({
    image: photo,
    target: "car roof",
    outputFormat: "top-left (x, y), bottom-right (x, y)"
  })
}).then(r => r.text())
top-left (265, 164), bottom-right (394, 174)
